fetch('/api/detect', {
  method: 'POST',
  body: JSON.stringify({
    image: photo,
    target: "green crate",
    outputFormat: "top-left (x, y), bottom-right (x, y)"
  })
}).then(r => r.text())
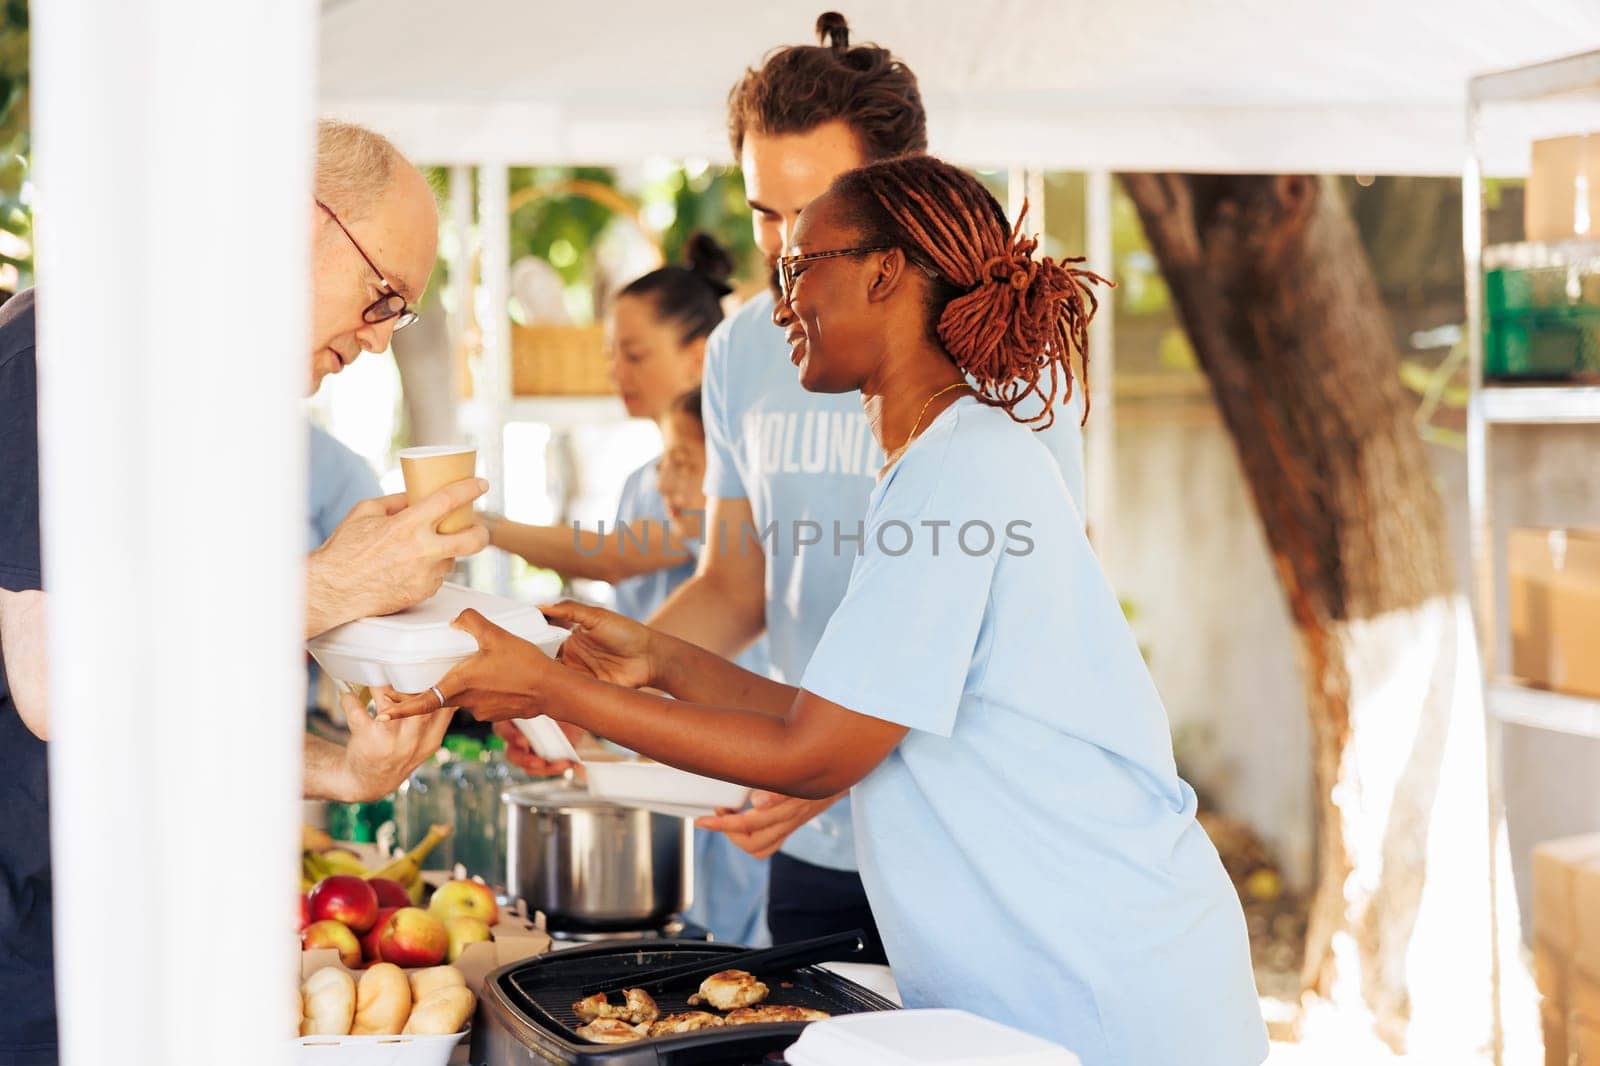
top-left (1485, 266), bottom-right (1600, 317)
top-left (1486, 309), bottom-right (1600, 380)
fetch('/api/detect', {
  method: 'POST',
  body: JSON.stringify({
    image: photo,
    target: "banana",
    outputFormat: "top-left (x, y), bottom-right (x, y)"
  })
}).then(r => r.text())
top-left (302, 849), bottom-right (335, 885)
top-left (302, 824), bottom-right (335, 852)
top-left (370, 823), bottom-right (452, 887)
top-left (317, 848), bottom-right (370, 878)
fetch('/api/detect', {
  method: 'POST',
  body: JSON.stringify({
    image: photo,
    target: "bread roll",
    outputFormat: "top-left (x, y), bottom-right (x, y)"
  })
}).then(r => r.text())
top-left (402, 985), bottom-right (475, 1035)
top-left (300, 966), bottom-right (356, 1036)
top-left (407, 965), bottom-right (466, 1003)
top-left (352, 962), bottom-right (412, 1036)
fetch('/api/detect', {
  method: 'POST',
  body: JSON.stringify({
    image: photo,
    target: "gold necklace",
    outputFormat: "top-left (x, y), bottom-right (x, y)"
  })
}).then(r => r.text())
top-left (884, 381), bottom-right (972, 467)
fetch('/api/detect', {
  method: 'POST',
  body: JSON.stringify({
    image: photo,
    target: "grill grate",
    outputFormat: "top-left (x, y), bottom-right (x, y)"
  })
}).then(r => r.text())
top-left (487, 940), bottom-right (897, 1064)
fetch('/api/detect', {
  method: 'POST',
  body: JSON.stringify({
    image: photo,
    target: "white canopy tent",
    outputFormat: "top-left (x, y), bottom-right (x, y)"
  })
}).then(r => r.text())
top-left (27, 3), bottom-right (1600, 1065)
top-left (321, 0), bottom-right (1600, 174)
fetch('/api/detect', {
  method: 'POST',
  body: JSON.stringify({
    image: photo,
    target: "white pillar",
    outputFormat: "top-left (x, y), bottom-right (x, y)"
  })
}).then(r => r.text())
top-left (1085, 170), bottom-right (1117, 562)
top-left (476, 163), bottom-right (513, 595)
top-left (31, 2), bottom-right (312, 1064)
top-left (448, 163), bottom-right (475, 433)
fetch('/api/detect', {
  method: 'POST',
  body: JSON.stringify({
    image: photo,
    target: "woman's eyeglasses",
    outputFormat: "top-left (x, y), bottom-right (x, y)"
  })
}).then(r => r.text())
top-left (777, 246), bottom-right (893, 304)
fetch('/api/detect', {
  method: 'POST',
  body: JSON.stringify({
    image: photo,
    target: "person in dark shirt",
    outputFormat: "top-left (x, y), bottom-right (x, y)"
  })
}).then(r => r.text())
top-left (0, 119), bottom-right (482, 1066)
top-left (0, 289), bottom-right (54, 1066)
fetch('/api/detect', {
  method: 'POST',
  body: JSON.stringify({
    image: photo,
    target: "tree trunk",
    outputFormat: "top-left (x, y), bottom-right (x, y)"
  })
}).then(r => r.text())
top-left (1121, 174), bottom-right (1494, 1055)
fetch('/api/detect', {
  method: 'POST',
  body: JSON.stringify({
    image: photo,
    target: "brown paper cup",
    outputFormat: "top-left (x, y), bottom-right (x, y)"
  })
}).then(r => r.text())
top-left (398, 445), bottom-right (478, 534)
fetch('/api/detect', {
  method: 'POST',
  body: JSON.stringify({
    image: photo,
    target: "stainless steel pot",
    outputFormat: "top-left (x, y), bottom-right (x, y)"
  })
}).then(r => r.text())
top-left (503, 779), bottom-right (692, 931)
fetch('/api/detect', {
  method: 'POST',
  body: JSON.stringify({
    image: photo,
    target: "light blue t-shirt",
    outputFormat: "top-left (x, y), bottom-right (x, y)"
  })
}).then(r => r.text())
top-left (613, 456), bottom-right (772, 947)
top-left (700, 290), bottom-right (1086, 871)
top-left (308, 424), bottom-right (381, 553)
top-left (307, 425), bottom-right (381, 711)
top-left (612, 459), bottom-right (698, 625)
top-left (802, 397), bottom-right (1266, 1063)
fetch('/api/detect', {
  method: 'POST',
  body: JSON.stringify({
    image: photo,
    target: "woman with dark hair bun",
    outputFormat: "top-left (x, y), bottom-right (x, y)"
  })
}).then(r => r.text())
top-left (390, 163), bottom-right (1264, 1062)
top-left (486, 232), bottom-right (733, 609)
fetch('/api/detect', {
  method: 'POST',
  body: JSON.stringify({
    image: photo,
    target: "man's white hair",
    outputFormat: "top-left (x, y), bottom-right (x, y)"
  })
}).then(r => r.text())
top-left (315, 119), bottom-right (401, 219)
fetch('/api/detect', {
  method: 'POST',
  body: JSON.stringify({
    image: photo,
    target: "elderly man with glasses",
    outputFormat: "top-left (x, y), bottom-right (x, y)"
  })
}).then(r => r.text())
top-left (0, 119), bottom-right (480, 1065)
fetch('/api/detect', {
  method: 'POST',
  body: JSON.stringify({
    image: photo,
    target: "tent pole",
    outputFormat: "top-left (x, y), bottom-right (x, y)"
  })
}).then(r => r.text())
top-left (448, 163), bottom-right (475, 423)
top-left (1085, 170), bottom-right (1116, 564)
top-left (477, 162), bottom-right (513, 595)
top-left (32, 0), bottom-right (312, 1062)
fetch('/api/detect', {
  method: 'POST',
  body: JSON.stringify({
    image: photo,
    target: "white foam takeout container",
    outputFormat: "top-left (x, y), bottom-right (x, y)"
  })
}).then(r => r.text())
top-left (307, 583), bottom-right (568, 693)
top-left (783, 1009), bottom-right (1081, 1066)
top-left (512, 716), bottom-right (751, 819)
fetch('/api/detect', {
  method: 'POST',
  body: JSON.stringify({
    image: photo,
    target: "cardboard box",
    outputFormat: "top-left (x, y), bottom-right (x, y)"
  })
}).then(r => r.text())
top-left (1538, 937), bottom-right (1571, 1004)
top-left (300, 899), bottom-right (551, 997)
top-left (1510, 528), bottom-right (1600, 700)
top-left (1527, 134), bottom-right (1600, 243)
top-left (1578, 969), bottom-right (1600, 1022)
top-left (1578, 1013), bottom-right (1600, 1066)
top-left (1580, 863), bottom-right (1600, 983)
top-left (1546, 1000), bottom-right (1569, 1066)
top-left (1534, 835), bottom-right (1600, 948)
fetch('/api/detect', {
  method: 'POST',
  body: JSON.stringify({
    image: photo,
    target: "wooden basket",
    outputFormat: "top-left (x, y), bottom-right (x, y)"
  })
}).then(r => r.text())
top-left (460, 178), bottom-right (661, 399)
top-left (511, 323), bottom-right (612, 396)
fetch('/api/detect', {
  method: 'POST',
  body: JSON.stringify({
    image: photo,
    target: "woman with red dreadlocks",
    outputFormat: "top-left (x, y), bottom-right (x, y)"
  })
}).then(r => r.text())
top-left (381, 156), bottom-right (1268, 1063)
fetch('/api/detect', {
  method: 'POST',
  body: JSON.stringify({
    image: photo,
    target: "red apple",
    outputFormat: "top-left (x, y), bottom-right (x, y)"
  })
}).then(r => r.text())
top-left (427, 878), bottom-right (499, 926)
top-left (301, 919), bottom-right (362, 969)
top-left (367, 877), bottom-right (412, 909)
top-left (360, 906), bottom-right (400, 964)
top-left (309, 875), bottom-right (380, 934)
top-left (377, 907), bottom-right (448, 968)
top-left (299, 893), bottom-right (312, 932)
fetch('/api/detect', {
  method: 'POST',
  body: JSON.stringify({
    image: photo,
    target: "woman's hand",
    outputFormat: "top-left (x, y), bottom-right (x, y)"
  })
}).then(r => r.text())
top-left (491, 720), bottom-right (579, 778)
top-left (380, 609), bottom-right (565, 724)
top-left (541, 600), bottom-right (659, 690)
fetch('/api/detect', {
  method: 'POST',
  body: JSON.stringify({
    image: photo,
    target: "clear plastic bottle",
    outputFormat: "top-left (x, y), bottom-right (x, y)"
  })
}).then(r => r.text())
top-left (445, 737), bottom-right (495, 880)
top-left (483, 735), bottom-right (529, 887)
top-left (395, 746), bottom-right (456, 872)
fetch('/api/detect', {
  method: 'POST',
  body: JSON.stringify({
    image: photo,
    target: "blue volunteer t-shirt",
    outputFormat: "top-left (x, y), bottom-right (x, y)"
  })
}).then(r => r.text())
top-left (611, 458), bottom-right (698, 626)
top-left (613, 456), bottom-right (772, 946)
top-left (700, 290), bottom-right (1085, 871)
top-left (305, 425), bottom-right (381, 710)
top-left (803, 397), bottom-right (1267, 1063)
top-left (0, 289), bottom-right (57, 1066)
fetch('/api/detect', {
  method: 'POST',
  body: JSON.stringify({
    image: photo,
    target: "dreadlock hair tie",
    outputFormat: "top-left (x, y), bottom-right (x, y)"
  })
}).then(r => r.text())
top-left (834, 155), bottom-right (1111, 429)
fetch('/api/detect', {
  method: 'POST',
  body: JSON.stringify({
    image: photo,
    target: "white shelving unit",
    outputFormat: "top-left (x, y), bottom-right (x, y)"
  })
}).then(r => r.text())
top-left (1465, 49), bottom-right (1600, 1064)
top-left (1485, 681), bottom-right (1600, 740)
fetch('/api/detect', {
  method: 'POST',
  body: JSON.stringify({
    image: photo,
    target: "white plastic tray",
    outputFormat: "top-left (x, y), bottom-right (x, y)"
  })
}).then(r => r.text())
top-left (293, 1028), bottom-right (467, 1066)
top-left (510, 719), bottom-right (752, 818)
top-left (308, 584), bottom-right (567, 692)
top-left (583, 757), bottom-right (751, 819)
top-left (784, 1009), bottom-right (1080, 1066)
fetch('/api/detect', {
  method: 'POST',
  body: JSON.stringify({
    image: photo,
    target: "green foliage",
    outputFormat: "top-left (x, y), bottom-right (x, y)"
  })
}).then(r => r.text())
top-left (651, 163), bottom-right (758, 277)
top-left (507, 165), bottom-right (617, 288)
top-left (0, 0), bottom-right (30, 285)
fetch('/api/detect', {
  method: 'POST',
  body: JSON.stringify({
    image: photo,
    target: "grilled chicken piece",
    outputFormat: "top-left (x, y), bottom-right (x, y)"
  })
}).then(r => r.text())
top-left (572, 988), bottom-right (659, 1025)
top-left (724, 1004), bottom-right (831, 1025)
top-left (648, 1011), bottom-right (726, 1036)
top-left (686, 969), bottom-right (769, 1011)
top-left (574, 1018), bottom-right (649, 1043)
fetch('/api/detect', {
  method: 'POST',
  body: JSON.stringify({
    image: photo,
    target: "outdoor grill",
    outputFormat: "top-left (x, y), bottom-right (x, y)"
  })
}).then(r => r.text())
top-left (471, 940), bottom-right (899, 1065)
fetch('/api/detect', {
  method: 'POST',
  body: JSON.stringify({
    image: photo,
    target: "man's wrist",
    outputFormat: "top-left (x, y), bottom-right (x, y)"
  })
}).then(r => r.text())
top-left (305, 551), bottom-right (370, 636)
